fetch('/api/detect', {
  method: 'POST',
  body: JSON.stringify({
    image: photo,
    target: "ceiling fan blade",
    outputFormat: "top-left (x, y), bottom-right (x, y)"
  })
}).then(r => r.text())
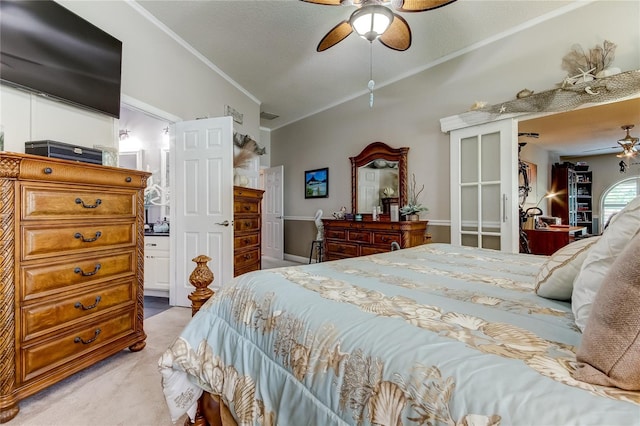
top-left (317, 21), bottom-right (353, 52)
top-left (583, 145), bottom-right (618, 152)
top-left (391, 0), bottom-right (457, 12)
top-left (379, 14), bottom-right (411, 51)
top-left (300, 0), bottom-right (344, 6)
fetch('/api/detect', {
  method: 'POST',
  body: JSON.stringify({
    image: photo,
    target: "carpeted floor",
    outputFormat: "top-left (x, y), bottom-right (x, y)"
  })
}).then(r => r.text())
top-left (8, 307), bottom-right (192, 426)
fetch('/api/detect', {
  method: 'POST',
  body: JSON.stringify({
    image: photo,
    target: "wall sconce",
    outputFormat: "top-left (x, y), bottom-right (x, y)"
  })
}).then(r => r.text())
top-left (119, 129), bottom-right (130, 140)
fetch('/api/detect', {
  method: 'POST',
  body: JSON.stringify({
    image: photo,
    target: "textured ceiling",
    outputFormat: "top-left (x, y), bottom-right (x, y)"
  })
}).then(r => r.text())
top-left (135, 0), bottom-right (573, 126)
top-left (132, 0), bottom-right (639, 156)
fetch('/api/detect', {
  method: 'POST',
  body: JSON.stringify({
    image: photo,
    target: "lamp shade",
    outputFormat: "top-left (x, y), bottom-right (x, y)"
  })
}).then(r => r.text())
top-left (350, 5), bottom-right (394, 42)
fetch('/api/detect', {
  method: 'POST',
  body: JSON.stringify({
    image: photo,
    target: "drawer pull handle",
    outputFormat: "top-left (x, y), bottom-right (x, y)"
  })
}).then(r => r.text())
top-left (146, 243), bottom-right (157, 247)
top-left (244, 238), bottom-right (251, 244)
top-left (75, 198), bottom-right (102, 209)
top-left (74, 263), bottom-right (102, 277)
top-left (74, 295), bottom-right (102, 310)
top-left (381, 237), bottom-right (389, 242)
top-left (125, 177), bottom-right (132, 183)
top-left (74, 231), bottom-right (102, 242)
top-left (243, 205), bottom-right (251, 211)
top-left (243, 254), bottom-right (251, 260)
top-left (43, 167), bottom-right (53, 174)
top-left (74, 328), bottom-right (101, 345)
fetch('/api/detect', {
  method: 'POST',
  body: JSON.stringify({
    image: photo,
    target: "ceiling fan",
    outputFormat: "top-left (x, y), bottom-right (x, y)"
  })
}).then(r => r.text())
top-left (616, 124), bottom-right (639, 158)
top-left (582, 125), bottom-right (639, 157)
top-left (302, 0), bottom-right (457, 52)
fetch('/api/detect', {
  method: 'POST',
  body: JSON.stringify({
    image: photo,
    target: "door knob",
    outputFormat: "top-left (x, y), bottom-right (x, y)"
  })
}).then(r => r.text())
top-left (216, 220), bottom-right (230, 226)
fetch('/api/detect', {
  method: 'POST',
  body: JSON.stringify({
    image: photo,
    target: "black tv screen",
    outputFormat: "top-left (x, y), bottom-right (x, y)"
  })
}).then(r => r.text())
top-left (0, 0), bottom-right (122, 118)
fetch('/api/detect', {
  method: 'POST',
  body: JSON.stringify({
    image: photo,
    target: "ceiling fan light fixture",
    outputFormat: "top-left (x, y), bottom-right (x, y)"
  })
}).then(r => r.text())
top-left (350, 5), bottom-right (394, 42)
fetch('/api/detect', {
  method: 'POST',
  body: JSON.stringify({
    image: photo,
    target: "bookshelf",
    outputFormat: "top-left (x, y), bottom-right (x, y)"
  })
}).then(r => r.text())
top-left (576, 170), bottom-right (593, 234)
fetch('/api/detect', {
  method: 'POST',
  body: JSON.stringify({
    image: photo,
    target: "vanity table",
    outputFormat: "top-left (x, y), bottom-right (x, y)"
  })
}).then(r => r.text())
top-left (324, 142), bottom-right (429, 260)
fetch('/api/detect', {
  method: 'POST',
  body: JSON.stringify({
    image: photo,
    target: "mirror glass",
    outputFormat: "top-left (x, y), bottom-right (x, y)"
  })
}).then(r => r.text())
top-left (351, 142), bottom-right (408, 215)
top-left (357, 159), bottom-right (399, 214)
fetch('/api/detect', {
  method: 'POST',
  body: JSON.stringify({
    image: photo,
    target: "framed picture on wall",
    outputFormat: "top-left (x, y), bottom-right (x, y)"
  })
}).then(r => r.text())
top-left (305, 168), bottom-right (329, 199)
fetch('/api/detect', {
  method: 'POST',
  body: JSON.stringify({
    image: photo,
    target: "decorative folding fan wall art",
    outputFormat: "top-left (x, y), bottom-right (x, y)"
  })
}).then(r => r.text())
top-left (302, 0), bottom-right (457, 52)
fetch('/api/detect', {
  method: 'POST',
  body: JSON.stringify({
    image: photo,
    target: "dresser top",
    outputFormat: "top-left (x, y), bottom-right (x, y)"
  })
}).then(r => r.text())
top-left (1, 151), bottom-right (151, 188)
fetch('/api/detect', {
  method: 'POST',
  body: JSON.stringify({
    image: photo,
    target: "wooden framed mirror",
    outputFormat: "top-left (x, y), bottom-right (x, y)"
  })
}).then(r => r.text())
top-left (351, 142), bottom-right (409, 214)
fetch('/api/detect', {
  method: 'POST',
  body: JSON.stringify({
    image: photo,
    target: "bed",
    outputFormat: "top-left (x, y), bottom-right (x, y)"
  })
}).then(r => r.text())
top-left (159, 207), bottom-right (640, 425)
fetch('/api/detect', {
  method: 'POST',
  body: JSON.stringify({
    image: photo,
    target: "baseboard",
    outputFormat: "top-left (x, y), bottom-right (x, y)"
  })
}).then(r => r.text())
top-left (284, 253), bottom-right (310, 264)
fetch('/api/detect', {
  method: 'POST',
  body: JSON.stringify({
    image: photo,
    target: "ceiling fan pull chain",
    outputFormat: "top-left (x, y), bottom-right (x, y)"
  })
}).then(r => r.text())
top-left (368, 42), bottom-right (375, 108)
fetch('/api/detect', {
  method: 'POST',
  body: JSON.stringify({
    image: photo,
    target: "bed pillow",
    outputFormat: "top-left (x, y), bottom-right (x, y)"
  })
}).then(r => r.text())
top-left (534, 236), bottom-right (600, 301)
top-left (572, 231), bottom-right (640, 390)
top-left (572, 195), bottom-right (640, 331)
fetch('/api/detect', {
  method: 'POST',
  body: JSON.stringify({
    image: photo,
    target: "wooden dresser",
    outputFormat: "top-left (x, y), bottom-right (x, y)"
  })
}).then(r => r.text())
top-left (322, 219), bottom-right (429, 261)
top-left (0, 152), bottom-right (150, 422)
top-left (233, 186), bottom-right (264, 277)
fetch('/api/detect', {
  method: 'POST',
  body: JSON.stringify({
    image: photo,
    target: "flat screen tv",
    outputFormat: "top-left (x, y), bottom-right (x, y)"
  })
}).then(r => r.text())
top-left (0, 0), bottom-right (122, 118)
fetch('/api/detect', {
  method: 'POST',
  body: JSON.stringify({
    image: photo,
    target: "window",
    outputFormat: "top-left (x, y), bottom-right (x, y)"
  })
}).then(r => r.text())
top-left (601, 177), bottom-right (640, 229)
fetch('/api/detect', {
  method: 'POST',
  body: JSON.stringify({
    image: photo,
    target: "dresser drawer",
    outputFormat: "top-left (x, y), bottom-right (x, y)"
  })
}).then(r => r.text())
top-left (18, 157), bottom-right (147, 188)
top-left (22, 223), bottom-right (136, 260)
top-left (325, 229), bottom-right (346, 239)
top-left (145, 236), bottom-right (170, 250)
top-left (234, 233), bottom-right (259, 249)
top-left (234, 217), bottom-right (260, 232)
top-left (22, 185), bottom-right (136, 220)
top-left (234, 248), bottom-right (260, 270)
top-left (235, 263), bottom-right (260, 277)
top-left (21, 251), bottom-right (135, 301)
top-left (325, 241), bottom-right (359, 257)
top-left (234, 200), bottom-right (259, 214)
top-left (348, 230), bottom-right (371, 244)
top-left (373, 232), bottom-right (401, 246)
top-left (21, 278), bottom-right (135, 341)
top-left (361, 246), bottom-right (390, 256)
top-left (20, 310), bottom-right (135, 382)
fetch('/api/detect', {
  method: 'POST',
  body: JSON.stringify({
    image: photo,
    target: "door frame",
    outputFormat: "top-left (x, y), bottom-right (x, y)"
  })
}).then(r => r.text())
top-left (261, 165), bottom-right (285, 260)
top-left (443, 110), bottom-right (540, 253)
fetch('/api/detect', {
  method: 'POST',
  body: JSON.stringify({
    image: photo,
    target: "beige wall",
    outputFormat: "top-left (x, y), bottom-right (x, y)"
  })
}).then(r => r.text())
top-left (271, 0), bottom-right (639, 256)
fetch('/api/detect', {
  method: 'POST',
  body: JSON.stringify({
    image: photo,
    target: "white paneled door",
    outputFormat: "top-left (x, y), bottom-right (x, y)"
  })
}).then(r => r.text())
top-left (450, 118), bottom-right (519, 253)
top-left (170, 117), bottom-right (234, 307)
top-left (262, 165), bottom-right (284, 259)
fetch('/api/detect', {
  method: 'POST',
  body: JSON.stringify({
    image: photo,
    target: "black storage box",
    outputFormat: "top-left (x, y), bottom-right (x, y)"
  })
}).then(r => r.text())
top-left (25, 140), bottom-right (103, 165)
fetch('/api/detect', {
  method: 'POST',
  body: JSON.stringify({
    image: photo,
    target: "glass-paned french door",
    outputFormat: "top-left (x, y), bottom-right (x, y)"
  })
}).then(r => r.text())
top-left (450, 119), bottom-right (519, 252)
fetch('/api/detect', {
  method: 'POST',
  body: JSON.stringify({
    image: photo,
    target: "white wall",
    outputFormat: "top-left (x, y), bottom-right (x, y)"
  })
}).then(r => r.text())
top-left (0, 0), bottom-right (261, 155)
top-left (271, 0), bottom-right (640, 229)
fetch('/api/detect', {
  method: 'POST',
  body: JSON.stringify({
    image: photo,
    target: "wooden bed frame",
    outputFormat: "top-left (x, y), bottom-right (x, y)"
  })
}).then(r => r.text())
top-left (184, 255), bottom-right (237, 426)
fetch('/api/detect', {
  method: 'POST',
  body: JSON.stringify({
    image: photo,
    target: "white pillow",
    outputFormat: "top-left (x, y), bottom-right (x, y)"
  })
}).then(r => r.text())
top-left (535, 236), bottom-right (600, 301)
top-left (572, 195), bottom-right (640, 331)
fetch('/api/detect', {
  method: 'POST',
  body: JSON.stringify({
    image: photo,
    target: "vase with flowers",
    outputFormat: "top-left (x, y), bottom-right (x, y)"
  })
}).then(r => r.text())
top-left (400, 174), bottom-right (428, 221)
